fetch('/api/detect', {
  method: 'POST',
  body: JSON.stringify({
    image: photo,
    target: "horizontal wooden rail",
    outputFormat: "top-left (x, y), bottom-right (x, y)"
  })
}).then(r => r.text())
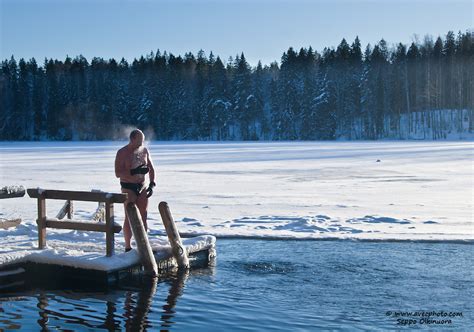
top-left (45, 219), bottom-right (122, 233)
top-left (0, 186), bottom-right (25, 199)
top-left (27, 189), bottom-right (127, 203)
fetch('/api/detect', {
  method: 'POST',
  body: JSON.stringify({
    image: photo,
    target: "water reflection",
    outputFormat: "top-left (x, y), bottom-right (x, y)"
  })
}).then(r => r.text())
top-left (161, 270), bottom-right (189, 329)
top-left (104, 300), bottom-right (120, 331)
top-left (36, 291), bottom-right (49, 330)
top-left (124, 276), bottom-right (157, 331)
top-left (0, 267), bottom-right (215, 331)
top-left (2, 240), bottom-right (473, 330)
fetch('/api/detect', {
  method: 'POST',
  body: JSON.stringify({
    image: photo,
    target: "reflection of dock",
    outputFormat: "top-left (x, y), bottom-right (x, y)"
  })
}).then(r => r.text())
top-left (124, 276), bottom-right (158, 331)
top-left (0, 188), bottom-right (216, 290)
top-left (10, 267), bottom-right (211, 331)
top-left (161, 270), bottom-right (189, 329)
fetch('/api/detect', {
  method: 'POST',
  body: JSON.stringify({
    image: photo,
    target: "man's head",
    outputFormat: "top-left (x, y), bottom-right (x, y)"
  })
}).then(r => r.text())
top-left (129, 129), bottom-right (145, 149)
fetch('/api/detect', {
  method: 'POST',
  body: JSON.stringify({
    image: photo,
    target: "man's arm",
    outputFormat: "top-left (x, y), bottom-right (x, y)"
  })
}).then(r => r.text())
top-left (114, 150), bottom-right (122, 178)
top-left (145, 148), bottom-right (156, 198)
top-left (146, 148), bottom-right (155, 183)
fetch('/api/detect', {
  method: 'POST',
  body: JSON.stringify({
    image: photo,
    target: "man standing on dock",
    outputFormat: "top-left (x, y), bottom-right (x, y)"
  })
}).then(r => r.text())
top-left (115, 129), bottom-right (156, 252)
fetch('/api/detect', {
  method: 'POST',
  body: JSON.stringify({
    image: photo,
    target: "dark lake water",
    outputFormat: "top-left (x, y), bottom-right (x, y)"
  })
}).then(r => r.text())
top-left (1, 240), bottom-right (472, 331)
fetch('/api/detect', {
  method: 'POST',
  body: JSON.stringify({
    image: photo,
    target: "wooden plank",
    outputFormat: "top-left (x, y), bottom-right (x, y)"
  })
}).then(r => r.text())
top-left (0, 267), bottom-right (25, 278)
top-left (126, 202), bottom-right (158, 276)
top-left (67, 200), bottom-right (73, 219)
top-left (27, 188), bottom-right (127, 203)
top-left (105, 202), bottom-right (115, 257)
top-left (0, 192), bottom-right (25, 199)
top-left (37, 196), bottom-right (46, 249)
top-left (0, 218), bottom-right (21, 229)
top-left (45, 219), bottom-right (122, 233)
top-left (158, 201), bottom-right (189, 269)
top-left (92, 202), bottom-right (105, 222)
top-left (0, 280), bottom-right (24, 290)
top-left (91, 190), bottom-right (105, 222)
top-left (22, 262), bottom-right (111, 286)
top-left (56, 200), bottom-right (73, 220)
top-left (0, 186), bottom-right (25, 199)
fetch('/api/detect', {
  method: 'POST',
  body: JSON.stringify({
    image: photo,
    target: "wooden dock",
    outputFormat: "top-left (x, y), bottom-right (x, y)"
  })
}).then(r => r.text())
top-left (0, 248), bottom-right (213, 290)
top-left (0, 188), bottom-right (216, 291)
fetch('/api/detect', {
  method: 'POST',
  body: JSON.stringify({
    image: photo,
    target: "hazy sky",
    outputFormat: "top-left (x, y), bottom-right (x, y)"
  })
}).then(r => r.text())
top-left (1, 0), bottom-right (472, 66)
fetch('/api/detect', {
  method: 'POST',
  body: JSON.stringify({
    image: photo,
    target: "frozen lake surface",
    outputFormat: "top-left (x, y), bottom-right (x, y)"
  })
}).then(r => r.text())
top-left (0, 239), bottom-right (472, 330)
top-left (1, 141), bottom-right (472, 242)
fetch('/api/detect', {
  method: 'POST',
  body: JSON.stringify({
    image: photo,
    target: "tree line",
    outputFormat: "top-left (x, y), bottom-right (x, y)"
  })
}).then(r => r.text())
top-left (1, 30), bottom-right (472, 141)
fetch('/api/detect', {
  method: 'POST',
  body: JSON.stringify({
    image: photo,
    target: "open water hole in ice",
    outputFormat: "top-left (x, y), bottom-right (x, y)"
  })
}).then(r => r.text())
top-left (0, 239), bottom-right (472, 331)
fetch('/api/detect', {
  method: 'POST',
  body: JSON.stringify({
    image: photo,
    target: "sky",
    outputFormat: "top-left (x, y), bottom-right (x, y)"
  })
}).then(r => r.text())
top-left (1, 0), bottom-right (473, 67)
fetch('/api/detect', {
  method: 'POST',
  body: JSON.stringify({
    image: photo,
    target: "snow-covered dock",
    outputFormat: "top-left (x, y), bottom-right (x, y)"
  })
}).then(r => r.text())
top-left (0, 187), bottom-right (216, 289)
top-left (0, 234), bottom-right (216, 288)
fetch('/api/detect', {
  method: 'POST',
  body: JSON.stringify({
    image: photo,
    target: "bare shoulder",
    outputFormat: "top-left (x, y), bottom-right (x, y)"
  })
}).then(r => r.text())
top-left (119, 145), bottom-right (129, 153)
top-left (140, 146), bottom-right (151, 158)
top-left (116, 146), bottom-right (128, 158)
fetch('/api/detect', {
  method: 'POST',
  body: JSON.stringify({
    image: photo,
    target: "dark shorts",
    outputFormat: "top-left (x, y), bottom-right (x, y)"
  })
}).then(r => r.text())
top-left (120, 182), bottom-right (146, 197)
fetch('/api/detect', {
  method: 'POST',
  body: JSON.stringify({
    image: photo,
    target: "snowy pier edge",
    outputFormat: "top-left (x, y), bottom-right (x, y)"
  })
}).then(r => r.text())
top-left (0, 235), bottom-right (216, 274)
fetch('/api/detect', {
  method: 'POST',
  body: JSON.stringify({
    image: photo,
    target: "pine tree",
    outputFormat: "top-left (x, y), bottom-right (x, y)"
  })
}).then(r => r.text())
top-left (231, 53), bottom-right (252, 139)
top-left (277, 47), bottom-right (300, 139)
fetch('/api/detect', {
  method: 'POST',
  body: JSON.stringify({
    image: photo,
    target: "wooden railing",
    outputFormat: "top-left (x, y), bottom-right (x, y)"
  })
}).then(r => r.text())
top-left (27, 189), bottom-right (127, 257)
top-left (0, 185), bottom-right (25, 229)
top-left (0, 185), bottom-right (25, 199)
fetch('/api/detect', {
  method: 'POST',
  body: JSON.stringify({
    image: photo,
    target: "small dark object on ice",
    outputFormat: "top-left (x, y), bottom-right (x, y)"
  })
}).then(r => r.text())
top-left (376, 159), bottom-right (381, 162)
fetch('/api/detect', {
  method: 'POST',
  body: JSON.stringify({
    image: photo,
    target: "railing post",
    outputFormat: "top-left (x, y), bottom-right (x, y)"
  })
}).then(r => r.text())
top-left (37, 194), bottom-right (46, 249)
top-left (105, 202), bottom-right (114, 257)
top-left (67, 200), bottom-right (73, 219)
top-left (126, 202), bottom-right (158, 276)
top-left (158, 201), bottom-right (189, 269)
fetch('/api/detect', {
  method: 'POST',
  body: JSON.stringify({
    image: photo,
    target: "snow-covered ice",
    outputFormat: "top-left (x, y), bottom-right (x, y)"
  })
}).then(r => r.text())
top-left (0, 140), bottom-right (472, 263)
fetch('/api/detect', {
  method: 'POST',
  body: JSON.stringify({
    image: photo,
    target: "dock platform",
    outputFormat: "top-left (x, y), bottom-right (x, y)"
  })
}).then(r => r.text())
top-left (1, 189), bottom-right (216, 290)
top-left (0, 235), bottom-right (216, 290)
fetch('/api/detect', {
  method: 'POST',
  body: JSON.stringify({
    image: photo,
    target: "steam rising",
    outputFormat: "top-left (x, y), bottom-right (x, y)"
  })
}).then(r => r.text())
top-left (116, 124), bottom-right (155, 145)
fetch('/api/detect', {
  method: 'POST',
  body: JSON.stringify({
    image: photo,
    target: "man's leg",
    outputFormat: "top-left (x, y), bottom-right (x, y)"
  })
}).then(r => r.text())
top-left (136, 190), bottom-right (149, 231)
top-left (122, 189), bottom-right (137, 250)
